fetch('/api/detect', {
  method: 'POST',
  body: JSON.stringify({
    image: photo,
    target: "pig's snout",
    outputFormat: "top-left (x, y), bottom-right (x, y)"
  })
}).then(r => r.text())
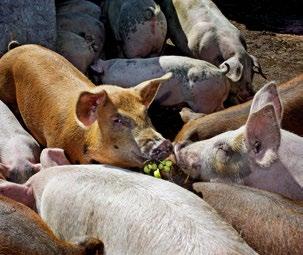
top-left (151, 140), bottom-right (173, 160)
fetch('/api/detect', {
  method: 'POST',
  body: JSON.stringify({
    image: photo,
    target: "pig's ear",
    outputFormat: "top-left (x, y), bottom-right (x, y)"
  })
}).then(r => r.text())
top-left (76, 90), bottom-right (108, 127)
top-left (135, 72), bottom-right (173, 107)
top-left (90, 59), bottom-right (104, 74)
top-left (250, 81), bottom-right (282, 124)
top-left (220, 56), bottom-right (243, 82)
top-left (250, 54), bottom-right (266, 79)
top-left (245, 104), bottom-right (280, 168)
top-left (40, 148), bottom-right (70, 169)
top-left (179, 107), bottom-right (206, 123)
top-left (74, 237), bottom-right (104, 255)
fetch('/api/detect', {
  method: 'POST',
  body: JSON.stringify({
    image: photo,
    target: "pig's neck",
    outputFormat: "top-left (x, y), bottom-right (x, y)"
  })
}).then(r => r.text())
top-left (278, 130), bottom-right (303, 175)
top-left (245, 130), bottom-right (303, 200)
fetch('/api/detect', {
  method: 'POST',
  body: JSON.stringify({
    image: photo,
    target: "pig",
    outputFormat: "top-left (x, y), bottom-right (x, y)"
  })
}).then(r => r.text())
top-left (56, 0), bottom-right (102, 20)
top-left (174, 81), bottom-right (303, 200)
top-left (0, 44), bottom-right (172, 168)
top-left (0, 194), bottom-right (104, 255)
top-left (158, 0), bottom-right (265, 103)
top-left (56, 31), bottom-right (97, 73)
top-left (57, 13), bottom-right (105, 58)
top-left (175, 74), bottom-right (303, 142)
top-left (0, 148), bottom-right (258, 255)
top-left (104, 0), bottom-right (167, 58)
top-left (193, 182), bottom-right (303, 255)
top-left (0, 100), bottom-right (41, 183)
top-left (90, 56), bottom-right (231, 113)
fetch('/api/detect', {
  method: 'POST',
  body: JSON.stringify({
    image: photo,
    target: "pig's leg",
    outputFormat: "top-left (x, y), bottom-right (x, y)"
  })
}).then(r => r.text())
top-left (0, 180), bottom-right (35, 210)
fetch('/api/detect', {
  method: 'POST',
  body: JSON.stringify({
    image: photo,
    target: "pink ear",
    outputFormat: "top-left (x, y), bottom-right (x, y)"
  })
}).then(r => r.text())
top-left (0, 180), bottom-right (36, 209)
top-left (135, 73), bottom-right (172, 108)
top-left (40, 148), bottom-right (70, 169)
top-left (245, 104), bottom-right (280, 167)
top-left (76, 90), bottom-right (108, 127)
top-left (250, 81), bottom-right (282, 124)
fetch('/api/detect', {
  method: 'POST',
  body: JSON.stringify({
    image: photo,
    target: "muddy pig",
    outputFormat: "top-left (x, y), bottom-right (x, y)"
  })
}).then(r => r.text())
top-left (175, 81), bottom-right (303, 200)
top-left (175, 74), bottom-right (303, 142)
top-left (159, 0), bottom-right (265, 103)
top-left (104, 0), bottom-right (167, 58)
top-left (0, 45), bottom-right (172, 168)
top-left (0, 100), bottom-right (41, 183)
top-left (90, 56), bottom-right (231, 113)
top-left (56, 12), bottom-right (105, 73)
top-left (56, 0), bottom-right (101, 20)
top-left (0, 194), bottom-right (103, 255)
top-left (0, 148), bottom-right (257, 255)
top-left (193, 182), bottom-right (303, 255)
top-left (56, 31), bottom-right (97, 73)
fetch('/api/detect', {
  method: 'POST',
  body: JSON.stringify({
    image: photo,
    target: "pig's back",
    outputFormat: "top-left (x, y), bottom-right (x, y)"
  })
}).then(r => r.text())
top-left (194, 183), bottom-right (303, 255)
top-left (37, 165), bottom-right (256, 255)
top-left (0, 195), bottom-right (75, 255)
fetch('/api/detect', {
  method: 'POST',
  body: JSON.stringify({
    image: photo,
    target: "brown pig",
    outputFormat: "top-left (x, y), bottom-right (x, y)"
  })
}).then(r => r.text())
top-left (0, 44), bottom-right (172, 168)
top-left (0, 194), bottom-right (104, 255)
top-left (193, 182), bottom-right (303, 255)
top-left (175, 73), bottom-right (303, 142)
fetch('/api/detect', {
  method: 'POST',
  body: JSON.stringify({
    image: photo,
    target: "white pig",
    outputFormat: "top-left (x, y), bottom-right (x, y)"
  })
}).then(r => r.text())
top-left (90, 56), bottom-right (230, 113)
top-left (174, 81), bottom-right (303, 200)
top-left (159, 0), bottom-right (265, 103)
top-left (0, 148), bottom-right (257, 255)
top-left (0, 100), bottom-right (41, 183)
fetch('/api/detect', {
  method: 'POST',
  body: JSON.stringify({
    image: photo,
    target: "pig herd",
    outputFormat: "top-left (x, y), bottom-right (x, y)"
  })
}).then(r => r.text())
top-left (0, 0), bottom-right (302, 254)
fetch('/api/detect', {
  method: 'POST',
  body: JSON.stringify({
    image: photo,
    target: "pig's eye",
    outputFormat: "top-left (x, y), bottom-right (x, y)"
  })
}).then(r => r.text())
top-left (254, 140), bottom-right (261, 154)
top-left (216, 143), bottom-right (231, 162)
top-left (112, 115), bottom-right (130, 127)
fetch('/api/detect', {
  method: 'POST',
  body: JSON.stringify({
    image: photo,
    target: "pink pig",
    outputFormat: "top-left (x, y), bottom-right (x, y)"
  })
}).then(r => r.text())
top-left (175, 81), bottom-right (303, 200)
top-left (0, 100), bottom-right (41, 183)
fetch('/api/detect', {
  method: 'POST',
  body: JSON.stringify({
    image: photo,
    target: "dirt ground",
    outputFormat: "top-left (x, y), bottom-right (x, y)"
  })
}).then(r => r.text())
top-left (149, 1), bottom-right (303, 141)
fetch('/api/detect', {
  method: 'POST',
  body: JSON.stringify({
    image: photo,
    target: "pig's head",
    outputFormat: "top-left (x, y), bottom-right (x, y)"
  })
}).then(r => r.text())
top-left (76, 73), bottom-right (173, 168)
top-left (174, 81), bottom-right (282, 182)
top-left (220, 52), bottom-right (265, 104)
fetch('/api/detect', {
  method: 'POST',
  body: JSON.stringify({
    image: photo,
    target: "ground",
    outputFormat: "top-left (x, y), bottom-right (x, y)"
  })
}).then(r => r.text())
top-left (149, 0), bottom-right (303, 140)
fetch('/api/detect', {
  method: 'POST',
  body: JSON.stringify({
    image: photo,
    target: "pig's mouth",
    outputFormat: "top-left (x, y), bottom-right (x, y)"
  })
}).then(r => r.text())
top-left (131, 151), bottom-right (149, 164)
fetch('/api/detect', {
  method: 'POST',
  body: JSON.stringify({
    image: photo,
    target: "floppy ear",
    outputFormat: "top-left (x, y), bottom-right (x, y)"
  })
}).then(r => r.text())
top-left (76, 90), bottom-right (108, 127)
top-left (135, 72), bottom-right (173, 108)
top-left (219, 56), bottom-right (243, 82)
top-left (245, 104), bottom-right (280, 168)
top-left (250, 54), bottom-right (266, 79)
top-left (250, 81), bottom-right (283, 124)
top-left (90, 59), bottom-right (104, 74)
top-left (179, 107), bottom-right (206, 123)
top-left (40, 148), bottom-right (70, 169)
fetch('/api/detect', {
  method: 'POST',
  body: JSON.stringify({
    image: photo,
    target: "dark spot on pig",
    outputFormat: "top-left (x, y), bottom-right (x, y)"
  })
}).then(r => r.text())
top-left (89, 159), bottom-right (101, 164)
top-left (113, 145), bottom-right (119, 149)
top-left (83, 144), bottom-right (89, 155)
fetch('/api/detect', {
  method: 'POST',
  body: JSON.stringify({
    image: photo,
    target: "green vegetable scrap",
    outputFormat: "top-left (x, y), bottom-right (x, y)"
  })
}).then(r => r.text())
top-left (142, 159), bottom-right (174, 179)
